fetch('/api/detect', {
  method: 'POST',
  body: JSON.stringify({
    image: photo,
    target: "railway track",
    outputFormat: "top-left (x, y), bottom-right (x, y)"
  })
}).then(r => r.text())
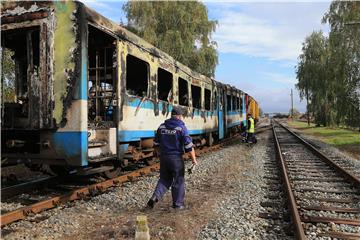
top-left (272, 120), bottom-right (360, 239)
top-left (0, 134), bottom-right (246, 227)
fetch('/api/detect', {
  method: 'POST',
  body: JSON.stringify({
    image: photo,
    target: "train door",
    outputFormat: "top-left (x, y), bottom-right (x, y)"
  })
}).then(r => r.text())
top-left (87, 25), bottom-right (119, 175)
top-left (218, 89), bottom-right (225, 139)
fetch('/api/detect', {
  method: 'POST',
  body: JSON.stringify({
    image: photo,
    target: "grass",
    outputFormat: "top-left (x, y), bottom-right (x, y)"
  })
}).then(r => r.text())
top-left (287, 120), bottom-right (360, 160)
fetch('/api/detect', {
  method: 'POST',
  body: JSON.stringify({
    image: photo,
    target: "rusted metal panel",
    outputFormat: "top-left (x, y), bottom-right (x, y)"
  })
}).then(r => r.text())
top-left (40, 22), bottom-right (49, 127)
top-left (1, 11), bottom-right (49, 24)
top-left (52, 1), bottom-right (78, 125)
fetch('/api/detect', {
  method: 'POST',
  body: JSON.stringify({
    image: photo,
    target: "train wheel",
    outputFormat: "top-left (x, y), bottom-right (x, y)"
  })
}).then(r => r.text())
top-left (102, 161), bottom-right (122, 179)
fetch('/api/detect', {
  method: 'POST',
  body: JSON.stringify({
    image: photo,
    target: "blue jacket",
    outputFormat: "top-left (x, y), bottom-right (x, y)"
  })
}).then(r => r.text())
top-left (154, 117), bottom-right (194, 156)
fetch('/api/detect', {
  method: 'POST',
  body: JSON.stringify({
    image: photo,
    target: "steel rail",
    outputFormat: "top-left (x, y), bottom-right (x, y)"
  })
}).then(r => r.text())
top-left (277, 121), bottom-right (360, 186)
top-left (272, 123), bottom-right (306, 240)
top-left (1, 176), bottom-right (60, 201)
top-left (0, 164), bottom-right (160, 227)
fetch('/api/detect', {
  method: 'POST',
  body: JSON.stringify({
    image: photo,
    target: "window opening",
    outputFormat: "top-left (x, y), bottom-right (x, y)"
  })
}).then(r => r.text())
top-left (213, 91), bottom-right (217, 110)
top-left (236, 97), bottom-right (240, 110)
top-left (232, 95), bottom-right (237, 111)
top-left (204, 88), bottom-right (211, 111)
top-left (126, 55), bottom-right (148, 97)
top-left (178, 77), bottom-right (189, 106)
top-left (191, 85), bottom-right (201, 109)
top-left (157, 68), bottom-right (172, 102)
top-left (1, 27), bottom-right (40, 128)
top-left (227, 95), bottom-right (232, 111)
top-left (88, 25), bottom-right (116, 124)
top-left (240, 95), bottom-right (243, 110)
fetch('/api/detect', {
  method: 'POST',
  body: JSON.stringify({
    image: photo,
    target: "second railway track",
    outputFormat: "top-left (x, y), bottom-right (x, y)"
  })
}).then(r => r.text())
top-left (272, 120), bottom-right (360, 239)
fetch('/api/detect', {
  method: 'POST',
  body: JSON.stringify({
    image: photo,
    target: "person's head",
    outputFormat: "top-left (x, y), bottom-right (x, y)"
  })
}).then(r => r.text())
top-left (171, 106), bottom-right (183, 120)
top-left (247, 114), bottom-right (252, 119)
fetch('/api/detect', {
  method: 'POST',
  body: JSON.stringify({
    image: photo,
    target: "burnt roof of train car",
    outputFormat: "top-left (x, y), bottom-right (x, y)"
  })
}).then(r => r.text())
top-left (83, 2), bottom-right (214, 85)
top-left (1, 1), bottom-right (211, 84)
top-left (1, 0), bottom-right (257, 101)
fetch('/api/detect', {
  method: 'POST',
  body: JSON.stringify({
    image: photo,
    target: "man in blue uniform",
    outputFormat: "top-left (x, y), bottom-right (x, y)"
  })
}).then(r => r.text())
top-left (147, 106), bottom-right (198, 209)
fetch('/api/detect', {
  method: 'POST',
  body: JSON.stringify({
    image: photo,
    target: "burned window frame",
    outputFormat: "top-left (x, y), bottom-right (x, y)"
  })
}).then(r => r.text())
top-left (232, 94), bottom-right (238, 111)
top-left (236, 96), bottom-right (240, 111)
top-left (191, 84), bottom-right (201, 109)
top-left (240, 93), bottom-right (244, 117)
top-left (226, 94), bottom-right (232, 111)
top-left (1, 25), bottom-right (47, 129)
top-left (125, 54), bottom-right (149, 98)
top-left (157, 67), bottom-right (173, 102)
top-left (178, 77), bottom-right (189, 107)
top-left (213, 90), bottom-right (217, 111)
top-left (204, 88), bottom-right (211, 111)
top-left (87, 24), bottom-right (117, 124)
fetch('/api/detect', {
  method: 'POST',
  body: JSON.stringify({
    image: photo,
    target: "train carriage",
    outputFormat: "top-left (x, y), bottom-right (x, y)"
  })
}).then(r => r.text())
top-left (1, 1), bottom-right (256, 176)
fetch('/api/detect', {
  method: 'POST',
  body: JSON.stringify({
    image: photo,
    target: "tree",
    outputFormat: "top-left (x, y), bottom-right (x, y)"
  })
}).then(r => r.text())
top-left (1, 47), bottom-right (16, 103)
top-left (323, 1), bottom-right (360, 128)
top-left (296, 1), bottom-right (360, 129)
top-left (123, 1), bottom-right (218, 77)
top-left (296, 31), bottom-right (329, 126)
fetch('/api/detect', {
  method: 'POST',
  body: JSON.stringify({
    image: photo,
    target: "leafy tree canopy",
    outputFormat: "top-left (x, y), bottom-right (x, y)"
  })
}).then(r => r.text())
top-left (296, 0), bottom-right (360, 128)
top-left (123, 1), bottom-right (218, 77)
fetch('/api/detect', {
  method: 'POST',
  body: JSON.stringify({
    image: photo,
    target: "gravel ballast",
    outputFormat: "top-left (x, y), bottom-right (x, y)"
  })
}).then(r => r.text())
top-left (3, 129), bottom-right (285, 240)
top-left (2, 120), bottom-right (359, 239)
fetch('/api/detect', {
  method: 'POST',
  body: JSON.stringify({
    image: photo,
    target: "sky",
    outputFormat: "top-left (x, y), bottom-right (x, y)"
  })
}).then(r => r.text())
top-left (81, 0), bottom-right (331, 113)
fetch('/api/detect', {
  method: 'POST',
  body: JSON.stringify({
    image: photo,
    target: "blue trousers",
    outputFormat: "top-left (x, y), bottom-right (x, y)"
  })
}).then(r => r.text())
top-left (153, 155), bottom-right (185, 207)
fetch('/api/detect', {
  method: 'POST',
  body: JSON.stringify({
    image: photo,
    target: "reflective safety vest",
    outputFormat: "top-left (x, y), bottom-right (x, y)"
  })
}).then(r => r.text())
top-left (248, 118), bottom-right (255, 133)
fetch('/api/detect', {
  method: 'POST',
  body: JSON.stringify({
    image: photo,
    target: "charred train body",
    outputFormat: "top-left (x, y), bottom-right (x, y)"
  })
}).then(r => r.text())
top-left (1, 1), bottom-right (259, 175)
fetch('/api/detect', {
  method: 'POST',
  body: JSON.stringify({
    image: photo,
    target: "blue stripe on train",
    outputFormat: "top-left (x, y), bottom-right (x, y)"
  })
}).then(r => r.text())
top-left (52, 131), bottom-right (88, 166)
top-left (118, 128), bottom-right (218, 142)
top-left (125, 97), bottom-right (242, 117)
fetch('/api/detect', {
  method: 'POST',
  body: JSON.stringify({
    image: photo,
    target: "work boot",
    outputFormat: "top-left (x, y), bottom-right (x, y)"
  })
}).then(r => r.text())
top-left (172, 205), bottom-right (185, 210)
top-left (146, 196), bottom-right (158, 209)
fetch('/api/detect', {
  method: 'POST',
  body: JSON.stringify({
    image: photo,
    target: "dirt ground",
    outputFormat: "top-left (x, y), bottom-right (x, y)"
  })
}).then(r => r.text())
top-left (63, 146), bottom-right (250, 240)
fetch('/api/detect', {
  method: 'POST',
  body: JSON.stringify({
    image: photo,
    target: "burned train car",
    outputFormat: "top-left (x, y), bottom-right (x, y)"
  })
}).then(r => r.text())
top-left (1, 1), bottom-right (256, 177)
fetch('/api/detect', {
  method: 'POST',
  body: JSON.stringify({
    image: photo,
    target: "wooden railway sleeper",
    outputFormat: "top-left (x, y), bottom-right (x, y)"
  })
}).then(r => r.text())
top-left (23, 209), bottom-right (33, 216)
top-left (77, 192), bottom-right (87, 200)
top-left (52, 199), bottom-right (61, 207)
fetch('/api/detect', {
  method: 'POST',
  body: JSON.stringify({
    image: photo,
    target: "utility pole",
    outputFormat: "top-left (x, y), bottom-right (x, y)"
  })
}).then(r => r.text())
top-left (291, 89), bottom-right (294, 121)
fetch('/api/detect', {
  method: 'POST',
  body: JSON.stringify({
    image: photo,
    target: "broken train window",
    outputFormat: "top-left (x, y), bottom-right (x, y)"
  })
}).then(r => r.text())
top-left (232, 95), bottom-right (238, 111)
top-left (178, 77), bottom-right (189, 106)
top-left (213, 91), bottom-right (217, 110)
top-left (240, 94), bottom-right (244, 116)
top-left (1, 27), bottom-right (40, 128)
top-left (191, 85), bottom-right (201, 109)
top-left (126, 55), bottom-right (149, 98)
top-left (227, 95), bottom-right (232, 111)
top-left (157, 68), bottom-right (172, 102)
top-left (204, 88), bottom-right (211, 111)
top-left (88, 25), bottom-right (117, 123)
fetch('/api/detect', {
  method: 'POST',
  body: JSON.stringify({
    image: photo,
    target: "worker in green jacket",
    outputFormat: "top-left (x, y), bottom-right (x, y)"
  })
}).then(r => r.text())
top-left (246, 114), bottom-right (256, 143)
